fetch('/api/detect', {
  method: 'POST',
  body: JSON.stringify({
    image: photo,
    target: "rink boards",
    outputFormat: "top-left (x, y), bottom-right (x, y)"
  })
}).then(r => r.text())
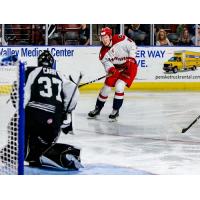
top-left (79, 82), bottom-right (200, 91)
top-left (1, 46), bottom-right (200, 93)
top-left (2, 82), bottom-right (200, 95)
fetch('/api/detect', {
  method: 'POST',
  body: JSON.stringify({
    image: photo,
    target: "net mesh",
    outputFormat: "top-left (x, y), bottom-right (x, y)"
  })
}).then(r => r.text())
top-left (0, 65), bottom-right (20, 175)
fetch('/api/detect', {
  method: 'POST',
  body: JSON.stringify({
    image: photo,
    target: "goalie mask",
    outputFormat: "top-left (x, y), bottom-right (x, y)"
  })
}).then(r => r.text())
top-left (38, 50), bottom-right (54, 68)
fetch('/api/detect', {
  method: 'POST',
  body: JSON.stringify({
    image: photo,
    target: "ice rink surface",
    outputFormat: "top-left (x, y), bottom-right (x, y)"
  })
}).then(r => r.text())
top-left (56, 91), bottom-right (200, 175)
top-left (2, 91), bottom-right (200, 175)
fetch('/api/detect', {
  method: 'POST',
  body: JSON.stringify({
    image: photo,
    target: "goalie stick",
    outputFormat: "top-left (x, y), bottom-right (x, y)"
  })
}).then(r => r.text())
top-left (61, 72), bottom-right (83, 135)
top-left (66, 72), bottom-right (83, 112)
top-left (181, 115), bottom-right (200, 133)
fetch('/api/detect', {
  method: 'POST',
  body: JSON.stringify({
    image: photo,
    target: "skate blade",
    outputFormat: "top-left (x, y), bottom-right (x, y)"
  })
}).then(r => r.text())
top-left (87, 115), bottom-right (100, 120)
top-left (108, 117), bottom-right (118, 122)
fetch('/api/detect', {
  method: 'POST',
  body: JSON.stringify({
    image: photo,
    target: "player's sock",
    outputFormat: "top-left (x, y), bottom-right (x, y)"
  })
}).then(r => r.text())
top-left (109, 92), bottom-right (124, 119)
top-left (113, 92), bottom-right (124, 110)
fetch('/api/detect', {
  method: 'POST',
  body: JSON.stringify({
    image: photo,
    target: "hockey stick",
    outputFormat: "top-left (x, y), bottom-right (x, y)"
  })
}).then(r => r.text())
top-left (69, 68), bottom-right (126, 88)
top-left (61, 73), bottom-right (83, 135)
top-left (69, 74), bottom-right (106, 88)
top-left (66, 72), bottom-right (83, 112)
top-left (181, 115), bottom-right (200, 133)
top-left (78, 75), bottom-right (106, 88)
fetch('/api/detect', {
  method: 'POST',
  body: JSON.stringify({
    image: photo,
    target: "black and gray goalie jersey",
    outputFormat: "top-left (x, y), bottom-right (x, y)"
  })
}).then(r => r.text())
top-left (25, 67), bottom-right (79, 117)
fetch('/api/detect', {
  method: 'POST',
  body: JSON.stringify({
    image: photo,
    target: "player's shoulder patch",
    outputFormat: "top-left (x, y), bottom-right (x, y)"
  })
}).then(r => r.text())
top-left (112, 34), bottom-right (126, 45)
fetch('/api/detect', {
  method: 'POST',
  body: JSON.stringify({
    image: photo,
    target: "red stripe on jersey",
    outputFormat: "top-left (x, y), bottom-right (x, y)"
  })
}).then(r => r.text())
top-left (99, 46), bottom-right (110, 60)
top-left (115, 92), bottom-right (124, 96)
top-left (99, 93), bottom-right (108, 99)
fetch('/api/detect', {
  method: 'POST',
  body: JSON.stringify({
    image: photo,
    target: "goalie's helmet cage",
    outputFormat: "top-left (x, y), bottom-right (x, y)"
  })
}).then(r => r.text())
top-left (38, 50), bottom-right (54, 68)
top-left (0, 62), bottom-right (25, 175)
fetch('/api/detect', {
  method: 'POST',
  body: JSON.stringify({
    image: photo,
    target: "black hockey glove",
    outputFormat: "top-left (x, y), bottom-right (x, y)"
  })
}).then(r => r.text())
top-left (61, 122), bottom-right (73, 134)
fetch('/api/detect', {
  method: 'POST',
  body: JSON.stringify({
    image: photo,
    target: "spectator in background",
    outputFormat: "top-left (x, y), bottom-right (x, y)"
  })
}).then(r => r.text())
top-left (139, 24), bottom-right (150, 45)
top-left (79, 24), bottom-right (90, 45)
top-left (4, 25), bottom-right (16, 45)
top-left (187, 24), bottom-right (195, 36)
top-left (33, 25), bottom-right (45, 45)
top-left (156, 29), bottom-right (172, 46)
top-left (176, 24), bottom-right (185, 36)
top-left (125, 24), bottom-right (146, 45)
top-left (125, 24), bottom-right (141, 39)
top-left (63, 24), bottom-right (81, 45)
top-left (176, 24), bottom-right (194, 37)
top-left (191, 25), bottom-right (200, 46)
top-left (178, 28), bottom-right (193, 46)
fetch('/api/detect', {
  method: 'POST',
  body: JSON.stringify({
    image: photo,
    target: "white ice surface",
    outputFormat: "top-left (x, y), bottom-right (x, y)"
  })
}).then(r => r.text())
top-left (2, 92), bottom-right (200, 174)
top-left (57, 91), bottom-right (200, 175)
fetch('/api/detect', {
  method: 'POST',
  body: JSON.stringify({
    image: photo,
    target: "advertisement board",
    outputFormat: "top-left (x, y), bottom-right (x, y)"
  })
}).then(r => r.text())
top-left (1, 46), bottom-right (200, 90)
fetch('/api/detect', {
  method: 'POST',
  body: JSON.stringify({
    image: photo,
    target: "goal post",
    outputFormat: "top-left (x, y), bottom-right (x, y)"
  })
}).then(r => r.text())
top-left (18, 62), bottom-right (25, 175)
top-left (0, 61), bottom-right (25, 175)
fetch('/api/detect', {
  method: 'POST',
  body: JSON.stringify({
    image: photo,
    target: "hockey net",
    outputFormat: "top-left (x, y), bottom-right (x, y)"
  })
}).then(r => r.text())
top-left (0, 62), bottom-right (25, 175)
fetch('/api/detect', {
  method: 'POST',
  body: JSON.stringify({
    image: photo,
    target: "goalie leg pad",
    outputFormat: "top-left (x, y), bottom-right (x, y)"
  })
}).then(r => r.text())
top-left (40, 143), bottom-right (82, 170)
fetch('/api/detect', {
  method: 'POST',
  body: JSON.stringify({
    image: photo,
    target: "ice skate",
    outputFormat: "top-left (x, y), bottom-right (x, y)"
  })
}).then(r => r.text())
top-left (108, 109), bottom-right (119, 121)
top-left (88, 107), bottom-right (101, 119)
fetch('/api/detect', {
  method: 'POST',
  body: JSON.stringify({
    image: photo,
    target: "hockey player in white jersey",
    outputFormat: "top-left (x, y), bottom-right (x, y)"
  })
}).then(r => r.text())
top-left (88, 27), bottom-right (138, 120)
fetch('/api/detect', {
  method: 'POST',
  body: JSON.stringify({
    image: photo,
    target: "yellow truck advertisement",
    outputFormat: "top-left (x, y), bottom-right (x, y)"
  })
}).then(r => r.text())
top-left (163, 51), bottom-right (200, 73)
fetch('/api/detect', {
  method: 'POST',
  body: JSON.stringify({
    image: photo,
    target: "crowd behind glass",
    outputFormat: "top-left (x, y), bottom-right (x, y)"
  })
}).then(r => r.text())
top-left (0, 24), bottom-right (200, 46)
